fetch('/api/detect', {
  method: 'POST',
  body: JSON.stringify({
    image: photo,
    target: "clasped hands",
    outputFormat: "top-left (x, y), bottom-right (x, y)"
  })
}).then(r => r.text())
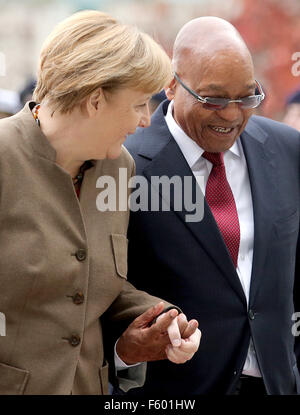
top-left (116, 302), bottom-right (201, 365)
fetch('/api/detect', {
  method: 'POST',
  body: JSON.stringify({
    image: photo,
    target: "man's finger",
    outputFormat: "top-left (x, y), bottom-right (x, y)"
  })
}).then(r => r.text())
top-left (150, 311), bottom-right (181, 346)
top-left (131, 302), bottom-right (165, 328)
top-left (181, 319), bottom-right (199, 339)
top-left (176, 313), bottom-right (189, 336)
top-left (150, 308), bottom-right (179, 338)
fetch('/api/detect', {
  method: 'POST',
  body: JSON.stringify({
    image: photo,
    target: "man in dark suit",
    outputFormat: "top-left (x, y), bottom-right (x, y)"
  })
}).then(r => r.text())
top-left (124, 16), bottom-right (300, 395)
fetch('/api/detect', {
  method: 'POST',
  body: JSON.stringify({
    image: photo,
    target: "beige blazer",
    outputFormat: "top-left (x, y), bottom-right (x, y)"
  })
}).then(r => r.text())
top-left (0, 103), bottom-right (165, 394)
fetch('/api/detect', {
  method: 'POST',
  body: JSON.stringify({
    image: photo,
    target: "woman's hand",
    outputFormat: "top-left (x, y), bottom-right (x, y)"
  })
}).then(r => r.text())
top-left (160, 312), bottom-right (201, 364)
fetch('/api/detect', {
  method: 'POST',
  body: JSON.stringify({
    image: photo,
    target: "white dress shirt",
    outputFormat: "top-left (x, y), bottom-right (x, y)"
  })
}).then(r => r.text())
top-left (165, 100), bottom-right (261, 377)
top-left (114, 342), bottom-right (141, 370)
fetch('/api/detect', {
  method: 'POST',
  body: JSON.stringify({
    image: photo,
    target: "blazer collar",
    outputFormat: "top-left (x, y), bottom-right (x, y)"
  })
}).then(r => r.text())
top-left (15, 102), bottom-right (97, 169)
top-left (14, 102), bottom-right (57, 162)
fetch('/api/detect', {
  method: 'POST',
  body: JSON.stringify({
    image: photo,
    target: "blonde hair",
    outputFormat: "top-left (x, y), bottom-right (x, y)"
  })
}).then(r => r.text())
top-left (33, 10), bottom-right (172, 113)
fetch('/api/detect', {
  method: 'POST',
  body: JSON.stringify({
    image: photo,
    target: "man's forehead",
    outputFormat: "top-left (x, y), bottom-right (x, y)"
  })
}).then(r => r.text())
top-left (179, 50), bottom-right (254, 87)
top-left (177, 39), bottom-right (253, 70)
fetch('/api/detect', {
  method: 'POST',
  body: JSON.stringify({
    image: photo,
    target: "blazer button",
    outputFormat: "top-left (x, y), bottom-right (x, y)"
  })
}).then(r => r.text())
top-left (75, 249), bottom-right (87, 262)
top-left (69, 334), bottom-right (81, 347)
top-left (248, 309), bottom-right (255, 320)
top-left (73, 292), bottom-right (84, 305)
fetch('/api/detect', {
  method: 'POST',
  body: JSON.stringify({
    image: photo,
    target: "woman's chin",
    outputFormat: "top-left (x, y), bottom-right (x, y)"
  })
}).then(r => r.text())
top-left (106, 146), bottom-right (123, 160)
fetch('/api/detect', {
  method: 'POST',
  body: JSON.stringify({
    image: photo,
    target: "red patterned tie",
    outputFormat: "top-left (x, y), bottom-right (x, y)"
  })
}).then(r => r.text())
top-left (203, 151), bottom-right (240, 268)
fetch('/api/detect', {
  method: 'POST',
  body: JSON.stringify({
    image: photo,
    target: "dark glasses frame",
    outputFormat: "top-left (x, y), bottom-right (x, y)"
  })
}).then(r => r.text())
top-left (174, 72), bottom-right (265, 110)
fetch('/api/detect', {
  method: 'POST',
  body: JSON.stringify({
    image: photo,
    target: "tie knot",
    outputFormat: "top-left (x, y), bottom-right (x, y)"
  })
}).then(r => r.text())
top-left (202, 151), bottom-right (224, 166)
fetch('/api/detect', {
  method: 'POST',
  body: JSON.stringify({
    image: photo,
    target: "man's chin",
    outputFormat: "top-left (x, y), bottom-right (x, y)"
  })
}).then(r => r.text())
top-left (194, 130), bottom-right (240, 153)
top-left (202, 140), bottom-right (238, 153)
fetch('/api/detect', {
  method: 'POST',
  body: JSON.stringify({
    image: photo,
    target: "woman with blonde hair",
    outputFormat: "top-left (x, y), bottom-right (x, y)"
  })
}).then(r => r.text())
top-left (0, 10), bottom-right (200, 394)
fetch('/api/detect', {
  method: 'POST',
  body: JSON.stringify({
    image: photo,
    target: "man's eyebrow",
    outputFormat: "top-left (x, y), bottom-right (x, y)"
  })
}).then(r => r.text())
top-left (200, 84), bottom-right (226, 92)
top-left (246, 82), bottom-right (257, 90)
top-left (197, 82), bottom-right (257, 93)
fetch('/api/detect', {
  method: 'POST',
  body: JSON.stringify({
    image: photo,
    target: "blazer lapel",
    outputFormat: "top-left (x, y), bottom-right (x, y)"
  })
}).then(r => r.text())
top-left (78, 160), bottom-right (101, 241)
top-left (241, 117), bottom-right (277, 303)
top-left (139, 103), bottom-right (247, 304)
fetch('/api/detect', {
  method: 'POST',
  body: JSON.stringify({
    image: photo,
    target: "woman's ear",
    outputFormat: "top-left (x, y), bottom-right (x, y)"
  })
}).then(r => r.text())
top-left (86, 88), bottom-right (103, 116)
top-left (165, 77), bottom-right (177, 101)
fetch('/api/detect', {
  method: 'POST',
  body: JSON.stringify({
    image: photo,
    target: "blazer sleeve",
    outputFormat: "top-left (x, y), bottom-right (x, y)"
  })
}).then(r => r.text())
top-left (294, 232), bottom-right (300, 369)
top-left (105, 280), bottom-right (180, 324)
top-left (102, 281), bottom-right (181, 392)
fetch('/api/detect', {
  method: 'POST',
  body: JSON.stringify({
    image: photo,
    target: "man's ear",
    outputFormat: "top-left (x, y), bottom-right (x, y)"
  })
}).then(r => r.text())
top-left (165, 77), bottom-right (177, 101)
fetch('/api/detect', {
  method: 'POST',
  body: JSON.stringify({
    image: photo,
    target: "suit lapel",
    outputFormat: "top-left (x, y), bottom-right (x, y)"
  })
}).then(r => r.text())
top-left (241, 117), bottom-right (277, 303)
top-left (139, 103), bottom-right (247, 304)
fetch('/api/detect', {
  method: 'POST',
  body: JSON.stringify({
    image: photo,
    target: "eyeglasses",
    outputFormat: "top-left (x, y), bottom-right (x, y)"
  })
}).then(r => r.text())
top-left (174, 72), bottom-right (265, 111)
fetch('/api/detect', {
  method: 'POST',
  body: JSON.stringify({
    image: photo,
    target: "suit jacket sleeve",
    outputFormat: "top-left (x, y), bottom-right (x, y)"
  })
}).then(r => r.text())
top-left (293, 131), bottom-right (300, 369)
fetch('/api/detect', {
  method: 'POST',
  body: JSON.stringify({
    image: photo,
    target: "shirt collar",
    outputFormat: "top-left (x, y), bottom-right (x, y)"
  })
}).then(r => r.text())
top-left (165, 100), bottom-right (242, 168)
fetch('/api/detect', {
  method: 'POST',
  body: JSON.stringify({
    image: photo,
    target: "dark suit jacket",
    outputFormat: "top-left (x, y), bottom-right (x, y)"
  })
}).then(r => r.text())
top-left (124, 100), bottom-right (300, 395)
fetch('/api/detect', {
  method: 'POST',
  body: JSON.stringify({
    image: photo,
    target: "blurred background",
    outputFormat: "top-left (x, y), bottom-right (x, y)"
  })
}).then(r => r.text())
top-left (0, 0), bottom-right (300, 127)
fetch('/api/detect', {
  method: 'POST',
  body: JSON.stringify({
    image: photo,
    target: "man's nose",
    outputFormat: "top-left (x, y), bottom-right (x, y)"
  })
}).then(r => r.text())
top-left (216, 102), bottom-right (242, 122)
top-left (138, 105), bottom-right (151, 128)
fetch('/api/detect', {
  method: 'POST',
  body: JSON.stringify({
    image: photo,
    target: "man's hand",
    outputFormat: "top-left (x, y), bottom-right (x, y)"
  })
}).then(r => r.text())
top-left (116, 302), bottom-right (201, 365)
